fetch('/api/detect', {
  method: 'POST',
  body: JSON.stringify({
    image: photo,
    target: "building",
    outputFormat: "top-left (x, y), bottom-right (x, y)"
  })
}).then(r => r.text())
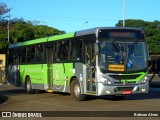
top-left (0, 54), bottom-right (6, 82)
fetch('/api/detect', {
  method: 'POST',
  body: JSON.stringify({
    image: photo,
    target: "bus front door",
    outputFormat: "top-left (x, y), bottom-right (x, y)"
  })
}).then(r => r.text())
top-left (85, 43), bottom-right (96, 94)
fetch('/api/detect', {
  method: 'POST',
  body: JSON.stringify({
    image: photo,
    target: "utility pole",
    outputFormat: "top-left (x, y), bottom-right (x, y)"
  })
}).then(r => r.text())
top-left (7, 1), bottom-right (10, 42)
top-left (123, 0), bottom-right (126, 27)
top-left (6, 0), bottom-right (10, 84)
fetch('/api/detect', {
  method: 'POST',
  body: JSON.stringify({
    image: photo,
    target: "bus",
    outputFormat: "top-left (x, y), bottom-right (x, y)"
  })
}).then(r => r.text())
top-left (7, 27), bottom-right (150, 101)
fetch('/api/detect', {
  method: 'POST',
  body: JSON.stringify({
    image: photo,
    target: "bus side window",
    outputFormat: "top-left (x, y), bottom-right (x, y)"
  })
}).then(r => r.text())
top-left (57, 42), bottom-right (62, 61)
top-left (56, 41), bottom-right (70, 62)
top-left (27, 46), bottom-right (35, 63)
top-left (71, 41), bottom-right (77, 61)
top-left (36, 44), bottom-right (43, 62)
top-left (8, 49), bottom-right (15, 64)
top-left (71, 39), bottom-right (82, 61)
top-left (77, 39), bottom-right (82, 61)
top-left (62, 41), bottom-right (70, 61)
top-left (21, 47), bottom-right (26, 63)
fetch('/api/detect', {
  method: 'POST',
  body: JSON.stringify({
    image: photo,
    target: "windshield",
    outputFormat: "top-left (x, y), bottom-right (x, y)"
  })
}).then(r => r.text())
top-left (99, 40), bottom-right (148, 72)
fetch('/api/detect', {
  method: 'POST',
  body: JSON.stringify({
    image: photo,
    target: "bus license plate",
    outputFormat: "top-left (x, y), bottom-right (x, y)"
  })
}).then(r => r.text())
top-left (122, 90), bottom-right (132, 94)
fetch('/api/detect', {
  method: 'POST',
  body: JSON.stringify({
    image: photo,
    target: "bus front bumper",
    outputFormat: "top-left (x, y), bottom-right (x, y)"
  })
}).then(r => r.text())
top-left (97, 82), bottom-right (149, 96)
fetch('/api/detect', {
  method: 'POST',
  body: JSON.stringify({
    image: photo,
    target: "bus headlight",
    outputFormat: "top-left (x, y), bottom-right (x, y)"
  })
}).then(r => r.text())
top-left (99, 75), bottom-right (112, 85)
top-left (139, 75), bottom-right (150, 84)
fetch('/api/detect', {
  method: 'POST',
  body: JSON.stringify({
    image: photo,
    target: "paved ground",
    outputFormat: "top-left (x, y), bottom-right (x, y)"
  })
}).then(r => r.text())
top-left (149, 74), bottom-right (160, 87)
top-left (0, 75), bottom-right (160, 120)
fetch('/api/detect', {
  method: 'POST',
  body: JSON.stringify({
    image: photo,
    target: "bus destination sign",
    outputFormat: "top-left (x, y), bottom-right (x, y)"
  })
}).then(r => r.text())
top-left (109, 32), bottom-right (136, 38)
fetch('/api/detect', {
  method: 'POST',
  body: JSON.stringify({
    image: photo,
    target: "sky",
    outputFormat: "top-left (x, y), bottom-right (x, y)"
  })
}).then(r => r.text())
top-left (2, 0), bottom-right (160, 33)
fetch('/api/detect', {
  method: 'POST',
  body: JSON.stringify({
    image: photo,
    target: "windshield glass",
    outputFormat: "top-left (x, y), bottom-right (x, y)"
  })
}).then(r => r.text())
top-left (99, 40), bottom-right (147, 72)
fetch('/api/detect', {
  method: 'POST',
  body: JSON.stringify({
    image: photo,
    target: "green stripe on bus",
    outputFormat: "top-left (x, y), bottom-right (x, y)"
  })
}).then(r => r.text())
top-left (20, 63), bottom-right (74, 85)
top-left (14, 32), bottom-right (75, 47)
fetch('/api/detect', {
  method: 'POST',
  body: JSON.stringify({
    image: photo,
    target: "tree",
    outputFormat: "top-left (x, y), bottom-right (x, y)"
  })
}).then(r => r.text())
top-left (33, 25), bottom-right (65, 39)
top-left (8, 19), bottom-right (65, 43)
top-left (116, 19), bottom-right (160, 55)
top-left (0, 2), bottom-right (65, 54)
top-left (0, 18), bottom-right (65, 54)
top-left (0, 2), bottom-right (10, 20)
top-left (0, 2), bottom-right (10, 52)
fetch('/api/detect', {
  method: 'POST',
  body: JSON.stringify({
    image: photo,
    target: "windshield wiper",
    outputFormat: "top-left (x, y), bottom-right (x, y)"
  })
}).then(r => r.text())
top-left (112, 40), bottom-right (121, 52)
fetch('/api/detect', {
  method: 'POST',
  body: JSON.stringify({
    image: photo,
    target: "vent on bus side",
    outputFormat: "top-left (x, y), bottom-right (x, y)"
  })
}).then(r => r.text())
top-left (109, 74), bottom-right (141, 80)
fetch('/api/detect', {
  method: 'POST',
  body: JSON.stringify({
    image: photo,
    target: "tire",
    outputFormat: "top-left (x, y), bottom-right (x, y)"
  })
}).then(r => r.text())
top-left (112, 95), bottom-right (124, 100)
top-left (25, 77), bottom-right (35, 94)
top-left (71, 79), bottom-right (86, 101)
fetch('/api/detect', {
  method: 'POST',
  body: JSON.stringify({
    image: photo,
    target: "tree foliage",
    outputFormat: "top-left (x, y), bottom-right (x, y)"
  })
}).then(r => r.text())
top-left (0, 2), bottom-right (65, 54)
top-left (1, 1), bottom-right (160, 55)
top-left (116, 19), bottom-right (160, 55)
top-left (8, 18), bottom-right (65, 43)
top-left (0, 2), bottom-right (10, 20)
top-left (0, 2), bottom-right (9, 52)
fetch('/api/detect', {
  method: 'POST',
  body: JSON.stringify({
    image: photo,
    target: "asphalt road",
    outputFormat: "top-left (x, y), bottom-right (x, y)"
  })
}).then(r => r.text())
top-left (0, 84), bottom-right (160, 120)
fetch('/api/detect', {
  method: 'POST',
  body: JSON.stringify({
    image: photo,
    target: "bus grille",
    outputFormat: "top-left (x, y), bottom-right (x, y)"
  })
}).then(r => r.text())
top-left (109, 74), bottom-right (141, 80)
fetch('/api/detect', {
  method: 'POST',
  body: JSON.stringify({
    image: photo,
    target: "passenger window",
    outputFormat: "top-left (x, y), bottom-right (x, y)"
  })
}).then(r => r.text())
top-left (56, 41), bottom-right (70, 61)
top-left (71, 39), bottom-right (82, 61)
top-left (27, 46), bottom-right (35, 63)
top-left (21, 47), bottom-right (26, 63)
top-left (55, 39), bottom-right (82, 62)
top-left (36, 44), bottom-right (43, 62)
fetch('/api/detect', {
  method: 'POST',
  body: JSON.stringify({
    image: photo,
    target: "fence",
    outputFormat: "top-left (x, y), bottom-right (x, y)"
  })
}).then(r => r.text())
top-left (149, 55), bottom-right (160, 74)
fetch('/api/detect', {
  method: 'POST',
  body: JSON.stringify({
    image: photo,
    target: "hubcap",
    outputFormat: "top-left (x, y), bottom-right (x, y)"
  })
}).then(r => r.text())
top-left (74, 85), bottom-right (80, 97)
top-left (26, 81), bottom-right (30, 90)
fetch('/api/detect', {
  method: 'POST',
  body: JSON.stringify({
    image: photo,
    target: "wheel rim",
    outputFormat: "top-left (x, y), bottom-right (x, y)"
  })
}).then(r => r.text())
top-left (26, 81), bottom-right (30, 91)
top-left (74, 84), bottom-right (80, 97)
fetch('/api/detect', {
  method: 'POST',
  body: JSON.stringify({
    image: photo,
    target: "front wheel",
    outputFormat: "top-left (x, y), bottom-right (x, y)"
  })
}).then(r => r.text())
top-left (71, 79), bottom-right (86, 101)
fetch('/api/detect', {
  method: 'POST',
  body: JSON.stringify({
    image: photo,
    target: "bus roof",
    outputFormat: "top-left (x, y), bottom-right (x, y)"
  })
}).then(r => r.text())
top-left (8, 32), bottom-right (75, 48)
top-left (8, 27), bottom-right (143, 48)
top-left (75, 27), bottom-right (143, 36)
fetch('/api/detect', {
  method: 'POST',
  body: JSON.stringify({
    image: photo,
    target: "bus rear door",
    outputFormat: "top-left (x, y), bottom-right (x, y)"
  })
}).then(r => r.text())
top-left (46, 46), bottom-right (54, 90)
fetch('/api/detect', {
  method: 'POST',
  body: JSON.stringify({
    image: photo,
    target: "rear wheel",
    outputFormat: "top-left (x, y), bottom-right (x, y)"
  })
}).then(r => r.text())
top-left (71, 79), bottom-right (86, 101)
top-left (25, 77), bottom-right (35, 94)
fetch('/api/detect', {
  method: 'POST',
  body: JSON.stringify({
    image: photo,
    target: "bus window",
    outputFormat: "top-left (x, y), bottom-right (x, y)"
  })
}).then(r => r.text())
top-left (21, 47), bottom-right (26, 63)
top-left (71, 41), bottom-right (77, 61)
top-left (36, 44), bottom-right (43, 62)
top-left (71, 39), bottom-right (82, 61)
top-left (8, 49), bottom-right (15, 64)
top-left (57, 41), bottom-right (64, 61)
top-left (76, 39), bottom-right (82, 61)
top-left (63, 41), bottom-right (70, 61)
top-left (56, 41), bottom-right (70, 62)
top-left (27, 46), bottom-right (35, 63)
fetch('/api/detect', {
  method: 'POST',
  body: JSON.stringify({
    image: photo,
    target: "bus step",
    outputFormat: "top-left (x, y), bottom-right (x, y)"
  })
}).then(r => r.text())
top-left (46, 89), bottom-right (54, 93)
top-left (85, 92), bottom-right (96, 95)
